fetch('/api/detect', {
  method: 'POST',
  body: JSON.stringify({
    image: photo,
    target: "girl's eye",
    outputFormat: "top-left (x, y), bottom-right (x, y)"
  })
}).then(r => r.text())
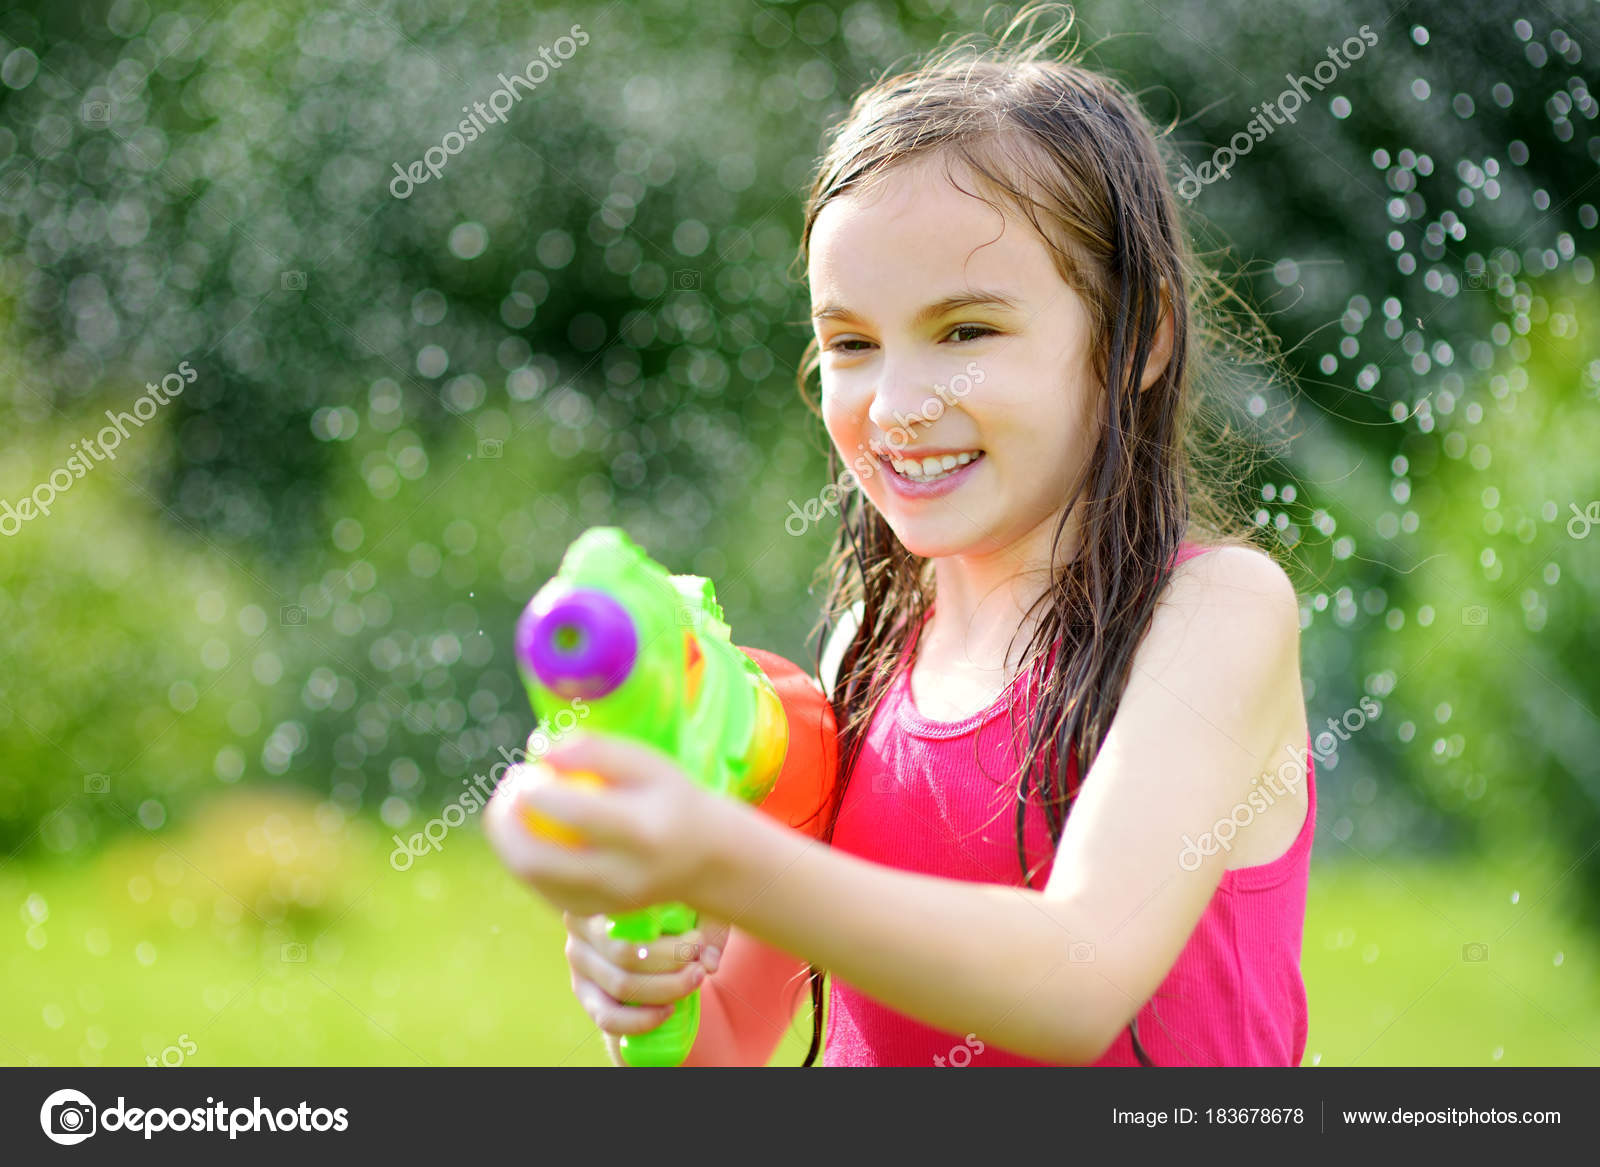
top-left (825, 338), bottom-right (875, 353)
top-left (947, 324), bottom-right (997, 343)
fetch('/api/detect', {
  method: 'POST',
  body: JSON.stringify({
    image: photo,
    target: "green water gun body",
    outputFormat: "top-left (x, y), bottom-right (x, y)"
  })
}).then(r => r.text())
top-left (514, 527), bottom-right (789, 1067)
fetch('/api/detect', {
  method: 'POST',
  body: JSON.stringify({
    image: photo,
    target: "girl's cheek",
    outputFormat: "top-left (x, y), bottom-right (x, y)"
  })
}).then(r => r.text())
top-left (819, 379), bottom-right (857, 449)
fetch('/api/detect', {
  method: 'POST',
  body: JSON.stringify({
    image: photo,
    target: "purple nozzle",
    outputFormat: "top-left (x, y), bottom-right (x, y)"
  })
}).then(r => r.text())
top-left (516, 589), bottom-right (638, 700)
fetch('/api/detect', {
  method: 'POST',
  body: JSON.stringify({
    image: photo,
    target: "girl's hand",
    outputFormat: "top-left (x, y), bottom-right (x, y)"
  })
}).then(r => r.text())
top-left (482, 731), bottom-right (737, 919)
top-left (562, 910), bottom-right (731, 1045)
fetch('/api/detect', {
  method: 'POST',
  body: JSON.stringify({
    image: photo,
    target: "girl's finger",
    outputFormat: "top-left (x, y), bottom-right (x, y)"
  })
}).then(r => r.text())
top-left (567, 931), bottom-right (706, 1006)
top-left (566, 911), bottom-right (716, 971)
top-left (485, 790), bottom-right (632, 896)
top-left (514, 776), bottom-right (635, 848)
top-left (563, 911), bottom-right (615, 948)
top-left (573, 977), bottom-right (677, 1037)
top-left (596, 927), bottom-right (716, 972)
top-left (547, 731), bottom-right (678, 788)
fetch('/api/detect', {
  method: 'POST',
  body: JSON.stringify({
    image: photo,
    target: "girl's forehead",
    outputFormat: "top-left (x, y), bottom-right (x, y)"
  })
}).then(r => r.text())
top-left (809, 168), bottom-right (1059, 299)
top-left (818, 155), bottom-right (996, 229)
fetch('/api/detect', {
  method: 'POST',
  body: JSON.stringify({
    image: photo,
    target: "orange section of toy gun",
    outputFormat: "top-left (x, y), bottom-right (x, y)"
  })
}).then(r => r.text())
top-left (739, 647), bottom-right (839, 841)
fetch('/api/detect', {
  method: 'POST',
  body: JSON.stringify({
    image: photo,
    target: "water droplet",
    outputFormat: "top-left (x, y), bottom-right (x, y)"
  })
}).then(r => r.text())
top-left (448, 221), bottom-right (489, 260)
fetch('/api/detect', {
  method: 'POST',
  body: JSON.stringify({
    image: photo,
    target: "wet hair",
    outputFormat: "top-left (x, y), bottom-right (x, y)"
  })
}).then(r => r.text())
top-left (788, 4), bottom-right (1284, 1066)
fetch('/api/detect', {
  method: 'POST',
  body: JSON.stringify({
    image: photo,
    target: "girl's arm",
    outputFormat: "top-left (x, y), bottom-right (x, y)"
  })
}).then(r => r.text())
top-left (686, 547), bottom-right (1305, 1064)
top-left (678, 927), bottom-right (812, 1066)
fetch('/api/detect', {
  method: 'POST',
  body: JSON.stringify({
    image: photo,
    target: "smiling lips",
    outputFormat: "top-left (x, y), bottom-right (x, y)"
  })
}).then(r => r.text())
top-left (869, 439), bottom-right (986, 481)
top-left (868, 441), bottom-right (986, 493)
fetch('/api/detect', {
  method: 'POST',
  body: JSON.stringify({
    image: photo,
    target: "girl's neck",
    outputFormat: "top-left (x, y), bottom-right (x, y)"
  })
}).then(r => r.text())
top-left (921, 510), bottom-right (1079, 675)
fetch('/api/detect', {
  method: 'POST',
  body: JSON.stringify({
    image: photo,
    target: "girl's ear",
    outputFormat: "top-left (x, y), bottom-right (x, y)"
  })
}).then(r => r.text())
top-left (1138, 278), bottom-right (1176, 392)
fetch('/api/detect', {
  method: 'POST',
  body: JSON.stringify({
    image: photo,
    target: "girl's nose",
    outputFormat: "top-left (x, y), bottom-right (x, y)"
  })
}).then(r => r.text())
top-left (866, 361), bottom-right (944, 441)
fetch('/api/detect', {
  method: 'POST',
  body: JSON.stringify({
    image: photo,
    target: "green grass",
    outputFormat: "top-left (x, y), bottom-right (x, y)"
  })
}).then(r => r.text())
top-left (1300, 853), bottom-right (1600, 1066)
top-left (0, 788), bottom-right (817, 1068)
top-left (3, 789), bottom-right (1596, 1067)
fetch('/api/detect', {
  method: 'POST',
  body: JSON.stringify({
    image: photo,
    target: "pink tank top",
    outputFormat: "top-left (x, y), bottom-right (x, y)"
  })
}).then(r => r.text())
top-left (824, 543), bottom-right (1314, 1066)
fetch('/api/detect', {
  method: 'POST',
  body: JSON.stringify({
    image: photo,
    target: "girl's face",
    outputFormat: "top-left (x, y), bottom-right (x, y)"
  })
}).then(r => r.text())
top-left (809, 155), bottom-right (1101, 562)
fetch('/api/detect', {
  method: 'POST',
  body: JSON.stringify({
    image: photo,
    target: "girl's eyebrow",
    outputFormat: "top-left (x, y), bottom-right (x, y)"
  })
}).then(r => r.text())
top-left (811, 290), bottom-right (1023, 325)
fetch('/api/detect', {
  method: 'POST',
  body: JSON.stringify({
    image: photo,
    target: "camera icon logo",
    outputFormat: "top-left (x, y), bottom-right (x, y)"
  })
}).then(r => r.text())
top-left (870, 772), bottom-right (897, 794)
top-left (40, 1088), bottom-right (97, 1145)
top-left (1464, 269), bottom-right (1492, 290)
top-left (674, 941), bottom-right (703, 962)
top-left (84, 772), bottom-right (110, 794)
top-left (1462, 942), bottom-right (1489, 962)
top-left (280, 604), bottom-right (307, 626)
top-left (282, 942), bottom-right (307, 962)
top-left (477, 438), bottom-right (503, 459)
top-left (281, 270), bottom-right (308, 291)
top-left (1069, 941), bottom-right (1096, 963)
top-left (674, 606), bottom-right (697, 627)
top-left (1460, 605), bottom-right (1488, 626)
top-left (81, 101), bottom-right (111, 126)
top-left (673, 269), bottom-right (702, 291)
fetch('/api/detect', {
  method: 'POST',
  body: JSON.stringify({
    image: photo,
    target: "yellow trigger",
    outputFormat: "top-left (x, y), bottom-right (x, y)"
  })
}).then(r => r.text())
top-left (684, 631), bottom-right (704, 706)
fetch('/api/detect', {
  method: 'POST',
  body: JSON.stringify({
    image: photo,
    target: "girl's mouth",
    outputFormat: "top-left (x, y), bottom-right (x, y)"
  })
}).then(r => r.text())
top-left (875, 447), bottom-right (986, 497)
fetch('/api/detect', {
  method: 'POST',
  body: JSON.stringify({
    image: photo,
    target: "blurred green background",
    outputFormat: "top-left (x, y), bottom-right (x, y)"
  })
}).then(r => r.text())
top-left (2, 0), bottom-right (1597, 1067)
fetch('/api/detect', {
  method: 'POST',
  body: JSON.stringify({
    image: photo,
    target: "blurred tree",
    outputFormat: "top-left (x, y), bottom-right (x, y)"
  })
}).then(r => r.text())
top-left (0, 0), bottom-right (1595, 909)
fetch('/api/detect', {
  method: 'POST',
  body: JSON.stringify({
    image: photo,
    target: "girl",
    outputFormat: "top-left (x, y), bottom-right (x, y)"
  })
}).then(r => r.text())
top-left (485, 7), bottom-right (1314, 1067)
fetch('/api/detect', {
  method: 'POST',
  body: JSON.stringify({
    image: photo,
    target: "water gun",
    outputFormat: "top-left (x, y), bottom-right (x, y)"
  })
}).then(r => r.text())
top-left (513, 526), bottom-right (837, 1067)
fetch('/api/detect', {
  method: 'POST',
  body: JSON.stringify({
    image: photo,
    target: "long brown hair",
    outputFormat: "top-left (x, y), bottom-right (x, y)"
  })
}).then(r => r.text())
top-left (789, 5), bottom-right (1282, 1066)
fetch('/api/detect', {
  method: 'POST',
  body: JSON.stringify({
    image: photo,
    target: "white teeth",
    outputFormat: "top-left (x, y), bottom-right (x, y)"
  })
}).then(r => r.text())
top-left (887, 450), bottom-right (982, 483)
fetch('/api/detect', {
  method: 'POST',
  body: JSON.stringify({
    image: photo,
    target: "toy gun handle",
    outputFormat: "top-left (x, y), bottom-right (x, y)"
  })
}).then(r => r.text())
top-left (607, 903), bottom-right (701, 1068)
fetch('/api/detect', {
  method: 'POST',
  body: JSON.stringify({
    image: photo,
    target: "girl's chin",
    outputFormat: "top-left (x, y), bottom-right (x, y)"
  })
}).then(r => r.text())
top-left (877, 513), bottom-right (992, 560)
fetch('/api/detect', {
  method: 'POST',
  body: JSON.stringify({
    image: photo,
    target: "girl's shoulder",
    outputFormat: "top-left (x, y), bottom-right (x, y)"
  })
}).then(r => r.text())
top-left (1169, 539), bottom-right (1295, 607)
top-left (1152, 541), bottom-right (1302, 697)
top-left (1151, 542), bottom-right (1302, 700)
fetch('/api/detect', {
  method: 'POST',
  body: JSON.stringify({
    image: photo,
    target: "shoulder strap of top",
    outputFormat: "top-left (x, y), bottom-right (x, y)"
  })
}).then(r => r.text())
top-left (1171, 540), bottom-right (1213, 569)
